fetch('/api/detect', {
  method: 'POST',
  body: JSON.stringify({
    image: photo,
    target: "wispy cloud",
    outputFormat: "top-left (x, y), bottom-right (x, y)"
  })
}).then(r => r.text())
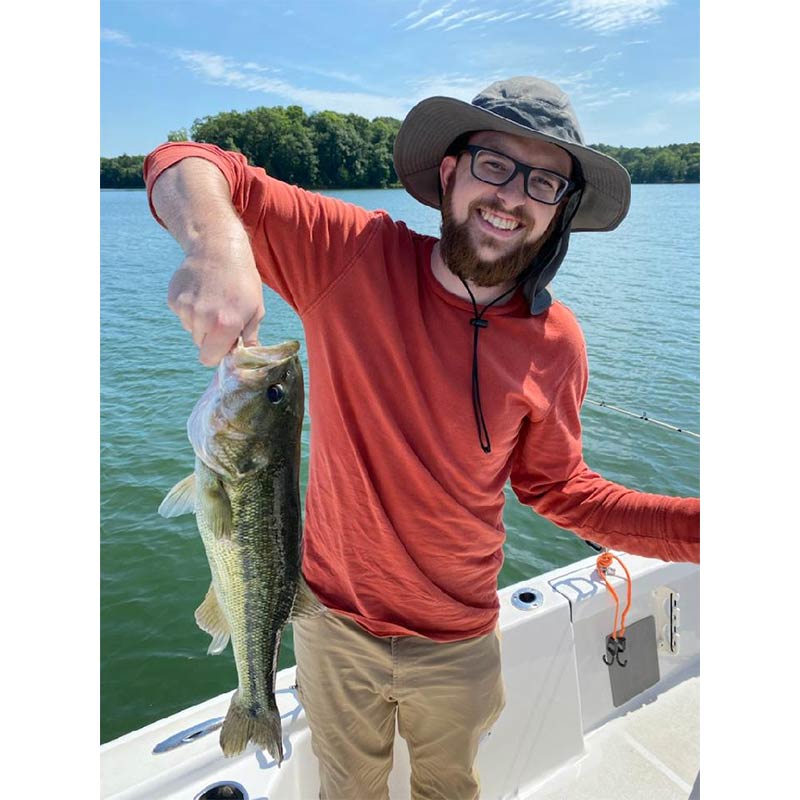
top-left (275, 60), bottom-right (364, 87)
top-left (400, 2), bottom-right (535, 32)
top-left (669, 88), bottom-right (700, 104)
top-left (443, 10), bottom-right (518, 31)
top-left (552, 0), bottom-right (672, 33)
top-left (396, 0), bottom-right (672, 34)
top-left (395, 0), bottom-right (436, 26)
top-left (406, 2), bottom-right (457, 30)
top-left (581, 88), bottom-right (633, 107)
top-left (409, 72), bottom-right (500, 102)
top-left (172, 50), bottom-right (409, 118)
top-left (101, 29), bottom-right (134, 47)
top-left (428, 9), bottom-right (471, 30)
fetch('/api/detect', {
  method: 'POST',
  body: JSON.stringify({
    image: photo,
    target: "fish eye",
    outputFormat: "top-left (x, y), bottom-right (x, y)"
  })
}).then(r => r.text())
top-left (267, 384), bottom-right (285, 404)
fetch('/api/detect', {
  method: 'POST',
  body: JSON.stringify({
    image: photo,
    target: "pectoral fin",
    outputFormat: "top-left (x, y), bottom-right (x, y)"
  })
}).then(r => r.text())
top-left (158, 474), bottom-right (197, 517)
top-left (204, 480), bottom-right (234, 539)
top-left (195, 584), bottom-right (231, 655)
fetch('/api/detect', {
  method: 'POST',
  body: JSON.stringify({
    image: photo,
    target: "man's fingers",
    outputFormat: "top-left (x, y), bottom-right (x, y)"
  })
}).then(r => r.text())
top-left (241, 307), bottom-right (264, 348)
top-left (191, 323), bottom-right (207, 349)
top-left (198, 323), bottom-right (242, 366)
top-left (168, 292), bottom-right (203, 342)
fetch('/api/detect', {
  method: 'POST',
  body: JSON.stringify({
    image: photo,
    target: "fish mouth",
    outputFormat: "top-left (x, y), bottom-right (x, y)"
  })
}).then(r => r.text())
top-left (218, 340), bottom-right (301, 386)
top-left (229, 339), bottom-right (300, 371)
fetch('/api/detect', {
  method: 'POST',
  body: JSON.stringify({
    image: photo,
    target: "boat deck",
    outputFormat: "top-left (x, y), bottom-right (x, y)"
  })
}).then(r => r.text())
top-left (101, 558), bottom-right (700, 800)
top-left (530, 677), bottom-right (699, 800)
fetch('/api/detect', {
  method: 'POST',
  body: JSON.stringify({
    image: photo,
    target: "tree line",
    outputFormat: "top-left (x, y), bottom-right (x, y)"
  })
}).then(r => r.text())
top-left (592, 142), bottom-right (699, 183)
top-left (100, 105), bottom-right (699, 189)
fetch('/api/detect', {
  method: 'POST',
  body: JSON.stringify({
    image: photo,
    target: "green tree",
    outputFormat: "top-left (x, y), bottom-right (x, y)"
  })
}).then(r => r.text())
top-left (270, 107), bottom-right (318, 186)
top-left (309, 111), bottom-right (370, 188)
top-left (191, 111), bottom-right (247, 153)
top-left (100, 154), bottom-right (145, 188)
top-left (366, 117), bottom-right (402, 187)
top-left (684, 154), bottom-right (700, 182)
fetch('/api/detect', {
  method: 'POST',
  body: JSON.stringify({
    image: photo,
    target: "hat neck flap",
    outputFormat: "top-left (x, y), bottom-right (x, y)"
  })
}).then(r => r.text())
top-left (522, 186), bottom-right (583, 315)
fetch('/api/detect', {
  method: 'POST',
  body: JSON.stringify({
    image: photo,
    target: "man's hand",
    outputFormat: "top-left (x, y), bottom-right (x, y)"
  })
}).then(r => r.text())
top-left (167, 241), bottom-right (265, 366)
top-left (150, 157), bottom-right (266, 366)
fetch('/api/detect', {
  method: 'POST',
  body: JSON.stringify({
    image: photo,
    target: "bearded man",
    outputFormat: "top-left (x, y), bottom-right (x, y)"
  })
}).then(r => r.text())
top-left (144, 76), bottom-right (700, 800)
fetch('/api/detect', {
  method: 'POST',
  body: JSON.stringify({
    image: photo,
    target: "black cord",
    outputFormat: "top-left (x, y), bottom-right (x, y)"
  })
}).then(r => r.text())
top-left (460, 278), bottom-right (522, 454)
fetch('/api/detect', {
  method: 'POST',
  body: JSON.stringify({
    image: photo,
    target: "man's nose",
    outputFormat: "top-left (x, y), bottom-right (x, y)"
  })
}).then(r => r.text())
top-left (494, 170), bottom-right (528, 205)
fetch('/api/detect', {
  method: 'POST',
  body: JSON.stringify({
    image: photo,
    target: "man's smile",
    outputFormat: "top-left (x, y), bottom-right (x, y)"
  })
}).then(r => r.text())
top-left (474, 206), bottom-right (526, 240)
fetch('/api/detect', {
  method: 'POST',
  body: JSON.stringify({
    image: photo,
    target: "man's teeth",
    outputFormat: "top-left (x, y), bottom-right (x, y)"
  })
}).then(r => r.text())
top-left (479, 209), bottom-right (520, 231)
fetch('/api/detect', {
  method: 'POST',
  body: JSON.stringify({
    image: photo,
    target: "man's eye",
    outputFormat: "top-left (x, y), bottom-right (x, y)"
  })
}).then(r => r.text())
top-left (531, 174), bottom-right (555, 188)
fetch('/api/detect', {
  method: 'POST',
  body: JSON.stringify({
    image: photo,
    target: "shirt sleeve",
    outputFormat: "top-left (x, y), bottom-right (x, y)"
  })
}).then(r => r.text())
top-left (143, 141), bottom-right (383, 314)
top-left (509, 340), bottom-right (700, 564)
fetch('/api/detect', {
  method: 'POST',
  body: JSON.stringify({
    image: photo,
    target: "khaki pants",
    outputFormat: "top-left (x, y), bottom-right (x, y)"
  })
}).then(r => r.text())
top-left (293, 611), bottom-right (505, 800)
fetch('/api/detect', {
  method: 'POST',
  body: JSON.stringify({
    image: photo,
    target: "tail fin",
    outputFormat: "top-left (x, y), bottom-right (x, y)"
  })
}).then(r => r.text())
top-left (219, 691), bottom-right (284, 764)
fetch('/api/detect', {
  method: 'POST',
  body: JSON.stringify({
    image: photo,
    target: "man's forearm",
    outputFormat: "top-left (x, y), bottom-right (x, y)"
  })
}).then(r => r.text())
top-left (145, 152), bottom-right (266, 365)
top-left (150, 157), bottom-right (250, 256)
top-left (521, 472), bottom-right (700, 563)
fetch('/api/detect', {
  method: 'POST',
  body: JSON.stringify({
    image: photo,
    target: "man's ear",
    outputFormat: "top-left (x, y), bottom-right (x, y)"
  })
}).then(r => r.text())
top-left (439, 155), bottom-right (458, 196)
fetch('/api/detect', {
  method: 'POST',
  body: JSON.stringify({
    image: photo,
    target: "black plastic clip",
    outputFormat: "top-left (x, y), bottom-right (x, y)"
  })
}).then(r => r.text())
top-left (603, 635), bottom-right (628, 668)
top-left (470, 318), bottom-right (489, 328)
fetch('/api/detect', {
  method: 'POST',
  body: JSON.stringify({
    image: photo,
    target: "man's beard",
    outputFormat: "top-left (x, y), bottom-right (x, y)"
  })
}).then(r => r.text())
top-left (439, 188), bottom-right (561, 288)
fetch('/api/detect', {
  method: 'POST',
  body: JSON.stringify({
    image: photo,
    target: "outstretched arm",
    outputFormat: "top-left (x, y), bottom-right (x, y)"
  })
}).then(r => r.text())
top-left (149, 157), bottom-right (265, 366)
top-left (511, 348), bottom-right (699, 563)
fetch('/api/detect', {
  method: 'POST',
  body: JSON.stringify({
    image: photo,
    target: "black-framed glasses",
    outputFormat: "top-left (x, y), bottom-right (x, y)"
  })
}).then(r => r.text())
top-left (461, 145), bottom-right (575, 205)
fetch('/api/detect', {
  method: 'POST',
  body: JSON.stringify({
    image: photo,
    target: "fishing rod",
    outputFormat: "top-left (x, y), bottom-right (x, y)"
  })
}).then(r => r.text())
top-left (584, 398), bottom-right (700, 440)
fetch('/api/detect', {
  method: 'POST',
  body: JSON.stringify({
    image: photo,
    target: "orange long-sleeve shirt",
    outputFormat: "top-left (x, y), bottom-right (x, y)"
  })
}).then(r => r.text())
top-left (144, 142), bottom-right (699, 642)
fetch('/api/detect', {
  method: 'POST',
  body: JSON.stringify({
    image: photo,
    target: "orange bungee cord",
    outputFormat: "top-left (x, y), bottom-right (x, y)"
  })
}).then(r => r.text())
top-left (597, 551), bottom-right (632, 666)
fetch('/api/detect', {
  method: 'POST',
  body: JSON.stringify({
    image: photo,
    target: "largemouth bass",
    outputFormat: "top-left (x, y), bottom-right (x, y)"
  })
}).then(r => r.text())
top-left (159, 340), bottom-right (322, 762)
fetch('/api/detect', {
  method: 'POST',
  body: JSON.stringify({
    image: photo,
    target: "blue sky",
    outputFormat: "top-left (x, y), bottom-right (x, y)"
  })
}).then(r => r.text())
top-left (102, 0), bottom-right (699, 158)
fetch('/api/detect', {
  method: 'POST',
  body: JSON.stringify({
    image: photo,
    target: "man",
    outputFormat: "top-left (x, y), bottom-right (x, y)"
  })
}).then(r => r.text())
top-left (144, 76), bottom-right (699, 799)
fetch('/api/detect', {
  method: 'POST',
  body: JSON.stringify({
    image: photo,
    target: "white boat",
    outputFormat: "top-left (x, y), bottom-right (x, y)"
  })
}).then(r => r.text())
top-left (100, 551), bottom-right (699, 799)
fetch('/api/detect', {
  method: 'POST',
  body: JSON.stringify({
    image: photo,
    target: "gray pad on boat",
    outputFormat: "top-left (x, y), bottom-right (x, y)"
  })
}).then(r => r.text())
top-left (608, 615), bottom-right (661, 707)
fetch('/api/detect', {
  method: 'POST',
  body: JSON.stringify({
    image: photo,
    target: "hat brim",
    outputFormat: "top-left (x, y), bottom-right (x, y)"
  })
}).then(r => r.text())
top-left (393, 96), bottom-right (631, 233)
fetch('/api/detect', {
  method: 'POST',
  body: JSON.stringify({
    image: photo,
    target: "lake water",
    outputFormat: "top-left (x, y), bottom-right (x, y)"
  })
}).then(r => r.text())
top-left (100, 183), bottom-right (699, 744)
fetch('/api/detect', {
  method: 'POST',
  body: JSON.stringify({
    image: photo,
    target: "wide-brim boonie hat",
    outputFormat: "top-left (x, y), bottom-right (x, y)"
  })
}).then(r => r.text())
top-left (394, 76), bottom-right (631, 233)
